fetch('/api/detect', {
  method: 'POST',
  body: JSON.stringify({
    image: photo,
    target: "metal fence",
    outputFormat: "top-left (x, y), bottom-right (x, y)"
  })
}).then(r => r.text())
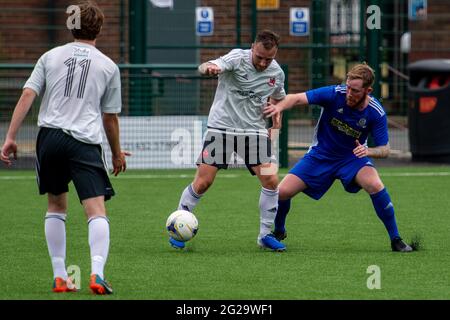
top-left (0, 61), bottom-right (410, 169)
top-left (3, 1), bottom-right (449, 169)
top-left (0, 64), bottom-right (218, 169)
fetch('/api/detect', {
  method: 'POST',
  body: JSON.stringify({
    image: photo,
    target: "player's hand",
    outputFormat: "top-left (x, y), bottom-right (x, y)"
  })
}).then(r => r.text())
top-left (271, 111), bottom-right (282, 129)
top-left (205, 65), bottom-right (221, 75)
top-left (0, 139), bottom-right (18, 166)
top-left (263, 102), bottom-right (283, 118)
top-left (112, 150), bottom-right (131, 176)
top-left (353, 140), bottom-right (368, 158)
top-left (200, 63), bottom-right (222, 76)
top-left (268, 110), bottom-right (282, 140)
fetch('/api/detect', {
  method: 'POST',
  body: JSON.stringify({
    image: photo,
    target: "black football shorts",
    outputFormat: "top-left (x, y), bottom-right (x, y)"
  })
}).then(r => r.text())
top-left (197, 128), bottom-right (273, 175)
top-left (35, 127), bottom-right (115, 201)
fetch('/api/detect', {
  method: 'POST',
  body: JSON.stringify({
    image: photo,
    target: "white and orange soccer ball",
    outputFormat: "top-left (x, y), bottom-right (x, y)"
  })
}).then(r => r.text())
top-left (166, 210), bottom-right (199, 242)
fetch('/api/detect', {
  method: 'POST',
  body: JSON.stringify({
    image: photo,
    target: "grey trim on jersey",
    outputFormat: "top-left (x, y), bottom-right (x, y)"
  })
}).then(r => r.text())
top-left (308, 107), bottom-right (323, 153)
top-left (24, 42), bottom-right (122, 145)
top-left (206, 49), bottom-right (286, 135)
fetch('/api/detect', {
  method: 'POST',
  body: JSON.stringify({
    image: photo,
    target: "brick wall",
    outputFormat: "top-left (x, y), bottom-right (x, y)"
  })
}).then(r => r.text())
top-left (409, 0), bottom-right (450, 62)
top-left (199, 0), bottom-right (312, 94)
top-left (0, 0), bottom-right (128, 63)
top-left (0, 0), bottom-right (49, 62)
top-left (3, 1), bottom-right (449, 84)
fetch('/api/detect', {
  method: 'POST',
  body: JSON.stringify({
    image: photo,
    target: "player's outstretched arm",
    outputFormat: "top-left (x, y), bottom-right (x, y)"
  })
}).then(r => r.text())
top-left (367, 144), bottom-right (390, 158)
top-left (0, 88), bottom-right (36, 166)
top-left (353, 140), bottom-right (390, 159)
top-left (263, 92), bottom-right (308, 118)
top-left (198, 62), bottom-right (221, 76)
top-left (268, 98), bottom-right (283, 130)
top-left (266, 98), bottom-right (283, 140)
top-left (102, 113), bottom-right (131, 176)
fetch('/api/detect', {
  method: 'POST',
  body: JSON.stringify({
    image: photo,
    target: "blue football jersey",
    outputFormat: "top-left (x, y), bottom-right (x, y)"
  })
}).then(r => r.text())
top-left (305, 85), bottom-right (389, 157)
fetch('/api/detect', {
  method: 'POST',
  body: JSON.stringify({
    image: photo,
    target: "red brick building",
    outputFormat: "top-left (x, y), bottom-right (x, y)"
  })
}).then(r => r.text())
top-left (409, 0), bottom-right (450, 62)
top-left (0, 0), bottom-right (128, 63)
top-left (0, 0), bottom-right (448, 109)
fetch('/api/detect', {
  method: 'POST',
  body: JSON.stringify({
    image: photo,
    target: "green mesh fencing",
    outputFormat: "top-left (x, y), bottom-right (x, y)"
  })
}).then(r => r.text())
top-left (0, 64), bottom-right (218, 169)
top-left (2, 1), bottom-right (449, 169)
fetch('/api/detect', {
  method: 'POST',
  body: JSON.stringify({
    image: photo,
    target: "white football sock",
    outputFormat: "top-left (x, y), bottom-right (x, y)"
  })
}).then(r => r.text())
top-left (45, 212), bottom-right (68, 280)
top-left (258, 187), bottom-right (279, 240)
top-left (177, 183), bottom-right (202, 212)
top-left (88, 216), bottom-right (110, 279)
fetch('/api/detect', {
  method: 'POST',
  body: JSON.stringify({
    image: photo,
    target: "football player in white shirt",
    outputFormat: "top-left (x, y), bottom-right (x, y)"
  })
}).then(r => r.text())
top-left (0, 1), bottom-right (129, 294)
top-left (174, 30), bottom-right (287, 251)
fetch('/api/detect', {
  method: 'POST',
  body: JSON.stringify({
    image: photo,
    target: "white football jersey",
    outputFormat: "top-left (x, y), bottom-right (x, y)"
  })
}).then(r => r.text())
top-left (24, 42), bottom-right (121, 144)
top-left (207, 49), bottom-right (286, 136)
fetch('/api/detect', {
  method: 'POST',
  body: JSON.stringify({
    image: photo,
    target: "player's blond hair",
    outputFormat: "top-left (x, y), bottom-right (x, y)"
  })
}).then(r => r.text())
top-left (347, 63), bottom-right (375, 88)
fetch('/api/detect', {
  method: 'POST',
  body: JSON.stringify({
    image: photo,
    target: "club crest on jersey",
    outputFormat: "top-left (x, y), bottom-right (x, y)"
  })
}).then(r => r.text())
top-left (268, 77), bottom-right (276, 87)
top-left (357, 118), bottom-right (367, 128)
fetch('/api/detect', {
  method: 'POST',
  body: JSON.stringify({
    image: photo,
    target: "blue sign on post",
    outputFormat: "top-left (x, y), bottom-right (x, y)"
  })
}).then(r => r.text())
top-left (196, 7), bottom-right (214, 36)
top-left (290, 7), bottom-right (309, 36)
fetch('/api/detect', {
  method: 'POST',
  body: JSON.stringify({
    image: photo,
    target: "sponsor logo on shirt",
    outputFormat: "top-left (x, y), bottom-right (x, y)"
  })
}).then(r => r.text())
top-left (236, 90), bottom-right (263, 103)
top-left (72, 47), bottom-right (90, 58)
top-left (337, 108), bottom-right (344, 114)
top-left (330, 117), bottom-right (362, 139)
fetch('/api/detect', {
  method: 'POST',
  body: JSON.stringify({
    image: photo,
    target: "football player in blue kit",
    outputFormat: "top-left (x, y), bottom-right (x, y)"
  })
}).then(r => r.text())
top-left (263, 63), bottom-right (413, 252)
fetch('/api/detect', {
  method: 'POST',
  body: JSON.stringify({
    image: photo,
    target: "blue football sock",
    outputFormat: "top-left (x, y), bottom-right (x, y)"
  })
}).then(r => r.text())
top-left (370, 188), bottom-right (400, 240)
top-left (274, 199), bottom-right (291, 233)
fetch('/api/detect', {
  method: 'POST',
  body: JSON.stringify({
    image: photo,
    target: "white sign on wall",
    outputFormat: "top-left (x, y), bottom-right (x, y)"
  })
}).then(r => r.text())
top-left (103, 116), bottom-right (207, 169)
top-left (409, 0), bottom-right (427, 21)
top-left (290, 7), bottom-right (309, 36)
top-left (196, 7), bottom-right (214, 36)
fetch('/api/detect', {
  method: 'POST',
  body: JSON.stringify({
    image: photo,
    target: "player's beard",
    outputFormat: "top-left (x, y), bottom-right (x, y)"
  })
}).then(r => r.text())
top-left (254, 64), bottom-right (267, 72)
top-left (347, 93), bottom-right (367, 110)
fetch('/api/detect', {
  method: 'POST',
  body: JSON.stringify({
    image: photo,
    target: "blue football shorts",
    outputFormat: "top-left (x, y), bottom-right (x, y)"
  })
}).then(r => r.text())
top-left (288, 149), bottom-right (375, 200)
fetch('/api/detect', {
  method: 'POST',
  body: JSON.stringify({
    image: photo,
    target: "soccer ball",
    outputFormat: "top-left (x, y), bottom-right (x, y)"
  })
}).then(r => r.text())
top-left (166, 210), bottom-right (199, 242)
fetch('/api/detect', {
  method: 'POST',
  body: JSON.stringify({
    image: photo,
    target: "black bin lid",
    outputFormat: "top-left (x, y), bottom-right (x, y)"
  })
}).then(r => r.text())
top-left (408, 59), bottom-right (450, 72)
